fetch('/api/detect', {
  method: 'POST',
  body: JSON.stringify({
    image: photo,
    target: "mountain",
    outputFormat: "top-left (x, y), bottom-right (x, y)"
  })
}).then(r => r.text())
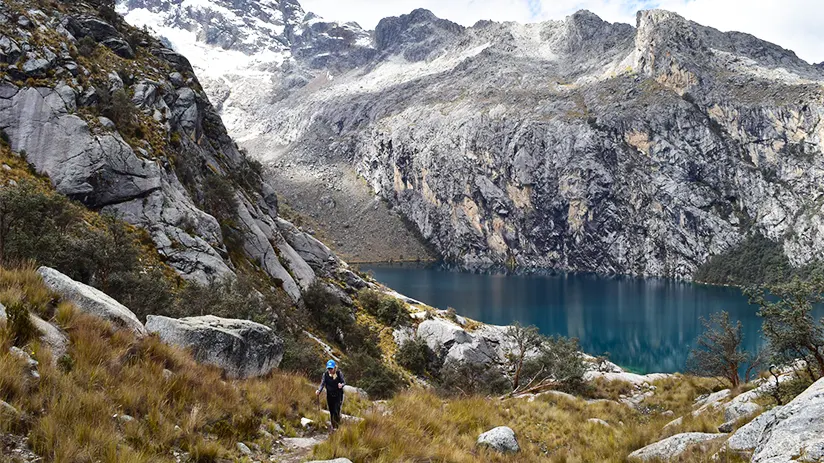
top-left (0, 0), bottom-right (364, 304)
top-left (118, 0), bottom-right (824, 280)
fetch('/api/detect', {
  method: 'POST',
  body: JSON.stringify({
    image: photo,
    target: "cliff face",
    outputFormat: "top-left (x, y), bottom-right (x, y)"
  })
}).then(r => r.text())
top-left (119, 1), bottom-right (824, 279)
top-left (0, 0), bottom-right (362, 302)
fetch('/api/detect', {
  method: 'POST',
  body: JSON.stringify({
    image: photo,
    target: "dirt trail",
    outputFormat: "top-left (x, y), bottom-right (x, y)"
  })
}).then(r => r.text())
top-left (271, 434), bottom-right (329, 463)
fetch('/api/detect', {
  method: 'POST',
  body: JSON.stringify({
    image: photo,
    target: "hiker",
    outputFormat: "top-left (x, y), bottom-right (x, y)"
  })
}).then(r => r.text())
top-left (316, 359), bottom-right (345, 429)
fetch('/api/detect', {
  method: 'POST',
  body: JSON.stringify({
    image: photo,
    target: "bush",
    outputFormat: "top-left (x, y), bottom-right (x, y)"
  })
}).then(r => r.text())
top-left (5, 299), bottom-right (38, 346)
top-left (519, 335), bottom-right (587, 392)
top-left (342, 351), bottom-right (405, 399)
top-left (358, 289), bottom-right (410, 327)
top-left (749, 277), bottom-right (824, 380)
top-left (280, 333), bottom-right (327, 379)
top-left (395, 337), bottom-right (440, 378)
top-left (173, 275), bottom-right (287, 325)
top-left (77, 35), bottom-right (98, 57)
top-left (105, 89), bottom-right (137, 132)
top-left (437, 362), bottom-right (511, 396)
top-left (202, 175), bottom-right (238, 222)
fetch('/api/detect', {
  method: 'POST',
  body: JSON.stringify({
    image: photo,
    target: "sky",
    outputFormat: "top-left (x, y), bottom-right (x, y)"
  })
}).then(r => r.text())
top-left (299, 0), bottom-right (824, 64)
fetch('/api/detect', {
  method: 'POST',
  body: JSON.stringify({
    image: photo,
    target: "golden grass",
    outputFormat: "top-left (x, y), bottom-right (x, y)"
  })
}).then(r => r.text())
top-left (312, 375), bottom-right (729, 463)
top-left (0, 267), bottom-right (347, 462)
top-left (0, 266), bottom-right (748, 462)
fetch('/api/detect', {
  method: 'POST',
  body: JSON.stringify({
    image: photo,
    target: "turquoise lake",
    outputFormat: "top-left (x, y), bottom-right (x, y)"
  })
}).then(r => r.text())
top-left (360, 263), bottom-right (823, 374)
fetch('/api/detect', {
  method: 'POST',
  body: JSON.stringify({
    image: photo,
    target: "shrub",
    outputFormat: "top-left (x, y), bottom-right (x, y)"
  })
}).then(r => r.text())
top-left (202, 175), bottom-right (238, 222)
top-left (437, 362), bottom-right (511, 396)
top-left (5, 299), bottom-right (38, 346)
top-left (105, 89), bottom-right (137, 132)
top-left (358, 289), bottom-right (410, 328)
top-left (280, 333), bottom-right (327, 379)
top-left (173, 275), bottom-right (285, 324)
top-left (395, 337), bottom-right (440, 378)
top-left (77, 35), bottom-right (98, 57)
top-left (342, 351), bottom-right (405, 399)
top-left (520, 335), bottom-right (587, 392)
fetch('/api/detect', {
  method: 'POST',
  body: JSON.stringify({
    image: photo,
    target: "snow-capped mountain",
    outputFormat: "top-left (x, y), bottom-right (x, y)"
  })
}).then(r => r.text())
top-left (117, 0), bottom-right (824, 280)
top-left (118, 0), bottom-right (375, 140)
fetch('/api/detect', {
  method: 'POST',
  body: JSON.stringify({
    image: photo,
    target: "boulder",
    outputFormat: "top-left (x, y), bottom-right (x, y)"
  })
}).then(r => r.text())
top-left (628, 433), bottom-right (726, 461)
top-left (67, 16), bottom-right (135, 58)
top-left (750, 377), bottom-right (824, 463)
top-left (416, 318), bottom-right (471, 352)
top-left (694, 389), bottom-right (732, 409)
top-left (306, 459), bottom-right (353, 463)
top-left (30, 313), bottom-right (68, 360)
top-left (37, 267), bottom-right (146, 336)
top-left (477, 426), bottom-right (520, 453)
top-left (588, 418), bottom-right (611, 427)
top-left (145, 315), bottom-right (283, 378)
top-left (343, 385), bottom-right (368, 400)
top-left (722, 401), bottom-right (762, 426)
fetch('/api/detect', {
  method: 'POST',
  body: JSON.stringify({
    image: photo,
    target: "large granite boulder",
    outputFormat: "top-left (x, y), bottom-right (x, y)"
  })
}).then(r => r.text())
top-left (628, 433), bottom-right (726, 461)
top-left (145, 315), bottom-right (283, 378)
top-left (37, 266), bottom-right (146, 336)
top-left (477, 426), bottom-right (519, 453)
top-left (749, 377), bottom-right (824, 463)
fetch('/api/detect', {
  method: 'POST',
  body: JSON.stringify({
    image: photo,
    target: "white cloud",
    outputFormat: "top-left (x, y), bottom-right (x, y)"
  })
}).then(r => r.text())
top-left (299, 0), bottom-right (824, 63)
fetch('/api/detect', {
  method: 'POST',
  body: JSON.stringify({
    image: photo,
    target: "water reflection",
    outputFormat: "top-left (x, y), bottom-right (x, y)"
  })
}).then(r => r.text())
top-left (359, 263), bottom-right (806, 374)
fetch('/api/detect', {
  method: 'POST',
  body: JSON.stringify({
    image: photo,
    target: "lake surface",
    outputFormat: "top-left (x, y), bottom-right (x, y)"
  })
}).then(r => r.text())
top-left (360, 263), bottom-right (821, 374)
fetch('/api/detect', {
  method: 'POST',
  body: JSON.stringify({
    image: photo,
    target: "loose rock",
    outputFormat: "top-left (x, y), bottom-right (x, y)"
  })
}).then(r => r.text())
top-left (477, 426), bottom-right (520, 453)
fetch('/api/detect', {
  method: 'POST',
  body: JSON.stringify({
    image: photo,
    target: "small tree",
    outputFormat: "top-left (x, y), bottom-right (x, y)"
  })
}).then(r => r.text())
top-left (686, 311), bottom-right (762, 388)
top-left (748, 278), bottom-right (824, 380)
top-left (520, 335), bottom-right (587, 393)
top-left (504, 323), bottom-right (542, 391)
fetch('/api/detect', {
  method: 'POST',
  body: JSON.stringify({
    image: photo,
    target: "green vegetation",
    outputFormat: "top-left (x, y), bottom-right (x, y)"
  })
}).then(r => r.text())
top-left (358, 288), bottom-right (410, 328)
top-left (694, 233), bottom-right (792, 286)
top-left (395, 337), bottom-right (440, 378)
top-left (748, 277), bottom-right (824, 380)
top-left (686, 311), bottom-right (763, 388)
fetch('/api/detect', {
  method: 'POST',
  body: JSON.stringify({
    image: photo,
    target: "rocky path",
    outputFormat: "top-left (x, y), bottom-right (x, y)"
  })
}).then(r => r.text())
top-left (274, 436), bottom-right (329, 463)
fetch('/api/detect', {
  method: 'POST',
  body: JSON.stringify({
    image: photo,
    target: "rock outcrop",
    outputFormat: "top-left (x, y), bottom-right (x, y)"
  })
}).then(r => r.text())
top-left (628, 432), bottom-right (726, 461)
top-left (0, 0), bottom-right (364, 304)
top-left (726, 406), bottom-right (782, 454)
top-left (37, 266), bottom-right (146, 336)
top-left (145, 315), bottom-right (284, 378)
top-left (119, 0), bottom-right (824, 279)
top-left (748, 377), bottom-right (824, 463)
top-left (477, 426), bottom-right (520, 453)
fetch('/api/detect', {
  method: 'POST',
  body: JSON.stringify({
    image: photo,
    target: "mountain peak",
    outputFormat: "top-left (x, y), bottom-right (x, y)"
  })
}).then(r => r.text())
top-left (374, 8), bottom-right (464, 60)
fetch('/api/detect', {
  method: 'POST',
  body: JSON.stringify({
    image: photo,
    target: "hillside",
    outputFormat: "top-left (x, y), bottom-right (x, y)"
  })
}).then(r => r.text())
top-left (119, 0), bottom-right (824, 280)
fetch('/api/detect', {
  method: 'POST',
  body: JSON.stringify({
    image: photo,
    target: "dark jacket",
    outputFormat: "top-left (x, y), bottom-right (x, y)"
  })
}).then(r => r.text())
top-left (318, 370), bottom-right (346, 398)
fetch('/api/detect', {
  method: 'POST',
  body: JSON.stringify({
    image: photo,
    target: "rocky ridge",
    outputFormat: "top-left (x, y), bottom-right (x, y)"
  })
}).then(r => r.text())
top-left (119, 0), bottom-right (824, 279)
top-left (0, 0), bottom-right (365, 303)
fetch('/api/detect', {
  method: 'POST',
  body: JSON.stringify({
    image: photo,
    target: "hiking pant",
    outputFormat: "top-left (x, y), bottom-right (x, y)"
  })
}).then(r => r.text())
top-left (327, 393), bottom-right (342, 429)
